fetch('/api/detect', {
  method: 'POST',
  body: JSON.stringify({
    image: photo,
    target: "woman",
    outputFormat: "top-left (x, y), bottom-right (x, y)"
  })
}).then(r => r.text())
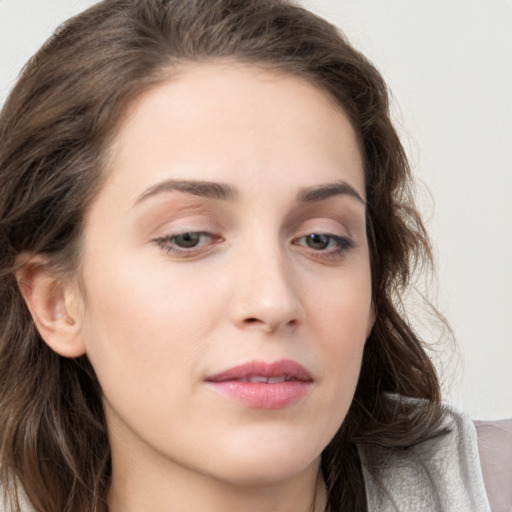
top-left (0, 1), bottom-right (497, 511)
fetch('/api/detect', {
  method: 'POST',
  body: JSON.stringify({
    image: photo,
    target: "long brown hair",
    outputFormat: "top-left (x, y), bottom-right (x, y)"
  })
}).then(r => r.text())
top-left (0, 1), bottom-right (446, 511)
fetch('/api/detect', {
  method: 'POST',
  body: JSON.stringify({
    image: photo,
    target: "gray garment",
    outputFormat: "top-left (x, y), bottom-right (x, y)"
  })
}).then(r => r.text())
top-left (359, 401), bottom-right (491, 512)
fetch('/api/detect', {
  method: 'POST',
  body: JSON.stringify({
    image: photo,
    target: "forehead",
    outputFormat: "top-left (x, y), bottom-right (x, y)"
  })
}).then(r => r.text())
top-left (100, 62), bottom-right (365, 205)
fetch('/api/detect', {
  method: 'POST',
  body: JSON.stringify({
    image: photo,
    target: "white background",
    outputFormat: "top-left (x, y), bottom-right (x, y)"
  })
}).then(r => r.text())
top-left (1, 0), bottom-right (510, 419)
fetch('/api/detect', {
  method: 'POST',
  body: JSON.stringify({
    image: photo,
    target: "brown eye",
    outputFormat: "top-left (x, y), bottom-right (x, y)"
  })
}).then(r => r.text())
top-left (293, 233), bottom-right (355, 258)
top-left (305, 233), bottom-right (330, 250)
top-left (153, 231), bottom-right (218, 255)
top-left (173, 232), bottom-right (204, 248)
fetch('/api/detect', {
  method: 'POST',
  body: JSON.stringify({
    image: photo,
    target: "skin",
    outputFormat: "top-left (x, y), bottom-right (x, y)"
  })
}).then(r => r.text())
top-left (21, 63), bottom-right (374, 512)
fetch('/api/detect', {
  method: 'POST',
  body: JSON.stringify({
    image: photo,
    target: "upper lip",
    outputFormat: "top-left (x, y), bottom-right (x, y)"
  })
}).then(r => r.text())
top-left (205, 359), bottom-right (313, 382)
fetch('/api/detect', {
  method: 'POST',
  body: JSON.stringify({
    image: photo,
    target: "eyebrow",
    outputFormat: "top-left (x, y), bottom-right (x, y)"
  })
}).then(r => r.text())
top-left (296, 180), bottom-right (365, 205)
top-left (134, 179), bottom-right (239, 206)
top-left (133, 178), bottom-right (364, 207)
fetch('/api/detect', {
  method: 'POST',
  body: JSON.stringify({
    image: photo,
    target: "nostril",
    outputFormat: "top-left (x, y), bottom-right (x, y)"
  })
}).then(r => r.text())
top-left (245, 318), bottom-right (260, 324)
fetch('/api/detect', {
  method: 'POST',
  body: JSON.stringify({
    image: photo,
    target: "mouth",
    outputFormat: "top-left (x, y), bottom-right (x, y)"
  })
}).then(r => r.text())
top-left (230, 375), bottom-right (294, 383)
top-left (205, 359), bottom-right (313, 409)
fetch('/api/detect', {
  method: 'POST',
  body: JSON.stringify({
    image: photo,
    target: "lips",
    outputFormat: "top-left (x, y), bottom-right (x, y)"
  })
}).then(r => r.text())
top-left (205, 359), bottom-right (313, 409)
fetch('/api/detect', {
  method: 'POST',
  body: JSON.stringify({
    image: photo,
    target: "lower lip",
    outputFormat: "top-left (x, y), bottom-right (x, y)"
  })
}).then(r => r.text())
top-left (207, 381), bottom-right (311, 409)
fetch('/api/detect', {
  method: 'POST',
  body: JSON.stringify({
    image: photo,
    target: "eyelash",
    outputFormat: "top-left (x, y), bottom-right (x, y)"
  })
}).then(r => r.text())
top-left (153, 231), bottom-right (355, 260)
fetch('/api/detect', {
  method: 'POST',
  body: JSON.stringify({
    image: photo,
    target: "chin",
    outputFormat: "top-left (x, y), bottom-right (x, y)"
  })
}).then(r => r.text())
top-left (206, 438), bottom-right (322, 487)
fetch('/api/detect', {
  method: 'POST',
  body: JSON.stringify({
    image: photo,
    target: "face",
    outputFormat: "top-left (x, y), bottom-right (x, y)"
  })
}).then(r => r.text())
top-left (76, 63), bottom-right (373, 488)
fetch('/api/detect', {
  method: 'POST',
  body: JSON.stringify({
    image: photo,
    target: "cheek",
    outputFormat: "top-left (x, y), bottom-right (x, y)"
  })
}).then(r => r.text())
top-left (311, 259), bottom-right (373, 338)
top-left (77, 247), bottom-right (235, 401)
top-left (289, 280), bottom-right (370, 453)
top-left (317, 302), bottom-right (368, 387)
top-left (306, 265), bottom-right (372, 392)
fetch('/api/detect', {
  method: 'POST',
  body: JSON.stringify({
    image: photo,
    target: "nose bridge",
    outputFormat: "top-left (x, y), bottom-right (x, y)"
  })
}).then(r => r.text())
top-left (229, 229), bottom-right (303, 331)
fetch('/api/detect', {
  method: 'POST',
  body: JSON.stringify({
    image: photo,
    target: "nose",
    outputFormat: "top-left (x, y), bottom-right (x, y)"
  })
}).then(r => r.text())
top-left (228, 245), bottom-right (305, 333)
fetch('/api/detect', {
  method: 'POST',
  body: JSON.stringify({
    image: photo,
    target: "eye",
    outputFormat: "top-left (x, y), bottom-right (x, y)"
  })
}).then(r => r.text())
top-left (153, 231), bottom-right (219, 255)
top-left (302, 233), bottom-right (335, 250)
top-left (171, 232), bottom-right (209, 248)
top-left (293, 233), bottom-right (354, 258)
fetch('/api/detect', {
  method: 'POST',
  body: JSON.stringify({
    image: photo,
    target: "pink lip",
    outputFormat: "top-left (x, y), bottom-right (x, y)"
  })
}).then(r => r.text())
top-left (205, 359), bottom-right (313, 410)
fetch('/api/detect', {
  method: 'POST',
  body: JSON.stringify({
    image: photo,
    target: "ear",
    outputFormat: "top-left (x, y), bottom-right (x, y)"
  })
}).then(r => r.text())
top-left (16, 255), bottom-right (86, 358)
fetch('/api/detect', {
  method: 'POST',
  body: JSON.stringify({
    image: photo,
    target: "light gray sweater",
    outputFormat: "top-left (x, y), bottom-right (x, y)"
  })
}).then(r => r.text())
top-left (359, 401), bottom-right (491, 512)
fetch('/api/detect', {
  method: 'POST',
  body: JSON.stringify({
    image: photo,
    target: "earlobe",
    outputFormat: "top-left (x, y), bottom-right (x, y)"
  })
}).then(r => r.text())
top-left (15, 255), bottom-right (86, 358)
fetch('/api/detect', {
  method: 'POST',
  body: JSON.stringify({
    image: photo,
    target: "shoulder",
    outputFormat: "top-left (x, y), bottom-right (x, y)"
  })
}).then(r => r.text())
top-left (475, 418), bottom-right (512, 512)
top-left (358, 399), bottom-right (492, 512)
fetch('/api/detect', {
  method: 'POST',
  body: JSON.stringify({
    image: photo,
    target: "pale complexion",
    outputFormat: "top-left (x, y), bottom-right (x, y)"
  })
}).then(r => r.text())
top-left (20, 63), bottom-right (374, 512)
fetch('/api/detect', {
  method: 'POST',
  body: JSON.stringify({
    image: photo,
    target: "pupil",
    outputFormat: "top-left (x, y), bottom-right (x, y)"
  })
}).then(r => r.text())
top-left (307, 234), bottom-right (329, 250)
top-left (175, 233), bottom-right (200, 248)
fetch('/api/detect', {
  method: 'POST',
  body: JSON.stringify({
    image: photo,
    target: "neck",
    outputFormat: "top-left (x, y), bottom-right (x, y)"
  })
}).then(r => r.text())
top-left (107, 452), bottom-right (327, 512)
